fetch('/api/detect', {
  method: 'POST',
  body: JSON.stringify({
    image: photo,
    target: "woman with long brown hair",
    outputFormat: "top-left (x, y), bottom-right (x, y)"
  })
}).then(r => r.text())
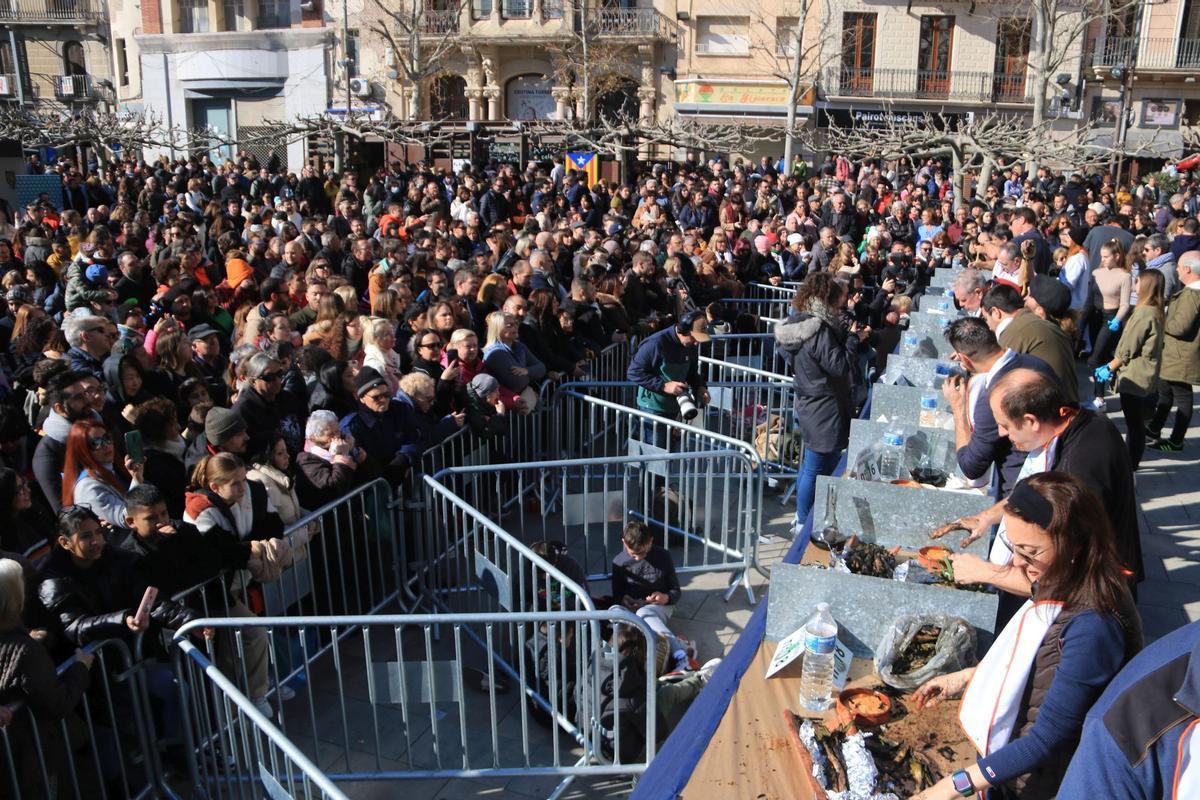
top-left (1088, 238), bottom-right (1133, 409)
top-left (1096, 269), bottom-right (1165, 469)
top-left (912, 472), bottom-right (1141, 800)
top-left (775, 270), bottom-right (867, 526)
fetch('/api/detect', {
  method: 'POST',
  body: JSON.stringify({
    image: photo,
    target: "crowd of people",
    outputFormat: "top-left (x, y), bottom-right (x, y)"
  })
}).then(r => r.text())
top-left (0, 144), bottom-right (1194, 795)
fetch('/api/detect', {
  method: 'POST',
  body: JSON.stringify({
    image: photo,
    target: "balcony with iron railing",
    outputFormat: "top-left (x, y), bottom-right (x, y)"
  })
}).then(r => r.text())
top-left (53, 74), bottom-right (95, 102)
top-left (590, 7), bottom-right (671, 39)
top-left (820, 66), bottom-right (1033, 104)
top-left (421, 8), bottom-right (461, 34)
top-left (0, 0), bottom-right (100, 23)
top-left (1092, 36), bottom-right (1200, 71)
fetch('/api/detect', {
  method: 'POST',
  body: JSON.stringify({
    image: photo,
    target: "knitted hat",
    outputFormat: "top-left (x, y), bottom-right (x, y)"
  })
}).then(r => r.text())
top-left (204, 407), bottom-right (246, 446)
top-left (1068, 225), bottom-right (1087, 248)
top-left (85, 263), bottom-right (108, 284)
top-left (355, 366), bottom-right (387, 398)
top-left (1029, 274), bottom-right (1071, 319)
top-left (225, 258), bottom-right (254, 289)
top-left (468, 373), bottom-right (500, 400)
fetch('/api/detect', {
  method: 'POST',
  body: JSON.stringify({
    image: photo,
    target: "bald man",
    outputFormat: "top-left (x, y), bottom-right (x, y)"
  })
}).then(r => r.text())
top-left (932, 368), bottom-right (1141, 596)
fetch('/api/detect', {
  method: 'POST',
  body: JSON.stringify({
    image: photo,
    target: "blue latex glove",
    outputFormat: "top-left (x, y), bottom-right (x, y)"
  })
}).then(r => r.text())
top-left (1094, 365), bottom-right (1113, 383)
top-left (1108, 317), bottom-right (1121, 332)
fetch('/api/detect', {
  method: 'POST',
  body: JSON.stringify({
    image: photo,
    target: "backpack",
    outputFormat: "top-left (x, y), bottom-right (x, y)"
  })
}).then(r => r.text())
top-left (753, 414), bottom-right (802, 467)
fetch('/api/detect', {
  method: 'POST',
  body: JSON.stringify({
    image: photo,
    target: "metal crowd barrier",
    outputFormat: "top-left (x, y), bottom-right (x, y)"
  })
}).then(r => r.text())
top-left (550, 385), bottom-right (767, 597)
top-left (172, 631), bottom-right (348, 800)
top-left (697, 356), bottom-right (800, 491)
top-left (172, 610), bottom-right (658, 795)
top-left (1, 638), bottom-right (162, 800)
top-left (745, 281), bottom-right (800, 302)
top-left (704, 332), bottom-right (780, 372)
top-left (429, 450), bottom-right (761, 603)
top-left (411, 470), bottom-right (596, 621)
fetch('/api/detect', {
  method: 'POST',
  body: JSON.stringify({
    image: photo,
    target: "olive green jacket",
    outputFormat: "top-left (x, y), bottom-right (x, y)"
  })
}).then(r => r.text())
top-left (1114, 305), bottom-right (1164, 396)
top-left (1159, 284), bottom-right (1200, 385)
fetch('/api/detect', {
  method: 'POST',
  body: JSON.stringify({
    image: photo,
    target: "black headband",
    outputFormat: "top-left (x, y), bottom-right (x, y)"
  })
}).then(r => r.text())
top-left (1007, 479), bottom-right (1054, 529)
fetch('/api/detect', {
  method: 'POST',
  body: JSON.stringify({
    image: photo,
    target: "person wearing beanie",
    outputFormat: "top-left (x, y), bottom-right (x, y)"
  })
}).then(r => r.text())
top-left (464, 372), bottom-right (509, 440)
top-left (1058, 224), bottom-right (1092, 315)
top-left (193, 407), bottom-right (249, 472)
top-left (341, 366), bottom-right (424, 484)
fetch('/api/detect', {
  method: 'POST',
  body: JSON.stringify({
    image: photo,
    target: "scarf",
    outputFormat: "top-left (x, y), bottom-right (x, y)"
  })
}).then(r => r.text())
top-left (959, 599), bottom-right (1064, 759)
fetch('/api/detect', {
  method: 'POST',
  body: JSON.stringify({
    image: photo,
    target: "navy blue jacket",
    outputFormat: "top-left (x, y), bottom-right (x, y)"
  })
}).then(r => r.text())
top-left (774, 309), bottom-right (859, 453)
top-left (1060, 621), bottom-right (1200, 799)
top-left (956, 350), bottom-right (1060, 496)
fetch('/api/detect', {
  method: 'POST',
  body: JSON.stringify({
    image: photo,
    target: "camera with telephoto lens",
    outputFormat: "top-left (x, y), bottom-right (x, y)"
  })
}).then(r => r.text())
top-left (676, 390), bottom-right (699, 421)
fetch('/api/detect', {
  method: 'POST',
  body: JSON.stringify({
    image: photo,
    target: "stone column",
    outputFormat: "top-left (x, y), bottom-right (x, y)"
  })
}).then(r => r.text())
top-left (551, 87), bottom-right (572, 120)
top-left (403, 86), bottom-right (418, 120)
top-left (637, 87), bottom-right (655, 160)
top-left (484, 87), bottom-right (501, 121)
top-left (466, 88), bottom-right (484, 121)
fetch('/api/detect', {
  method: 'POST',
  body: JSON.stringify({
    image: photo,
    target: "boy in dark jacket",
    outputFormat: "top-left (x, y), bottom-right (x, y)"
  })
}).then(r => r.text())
top-left (611, 521), bottom-right (691, 674)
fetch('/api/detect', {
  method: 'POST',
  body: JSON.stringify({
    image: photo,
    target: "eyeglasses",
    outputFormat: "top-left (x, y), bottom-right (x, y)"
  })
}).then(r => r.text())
top-left (86, 435), bottom-right (113, 450)
top-left (258, 371), bottom-right (283, 382)
top-left (418, 341), bottom-right (441, 350)
top-left (997, 528), bottom-right (1048, 565)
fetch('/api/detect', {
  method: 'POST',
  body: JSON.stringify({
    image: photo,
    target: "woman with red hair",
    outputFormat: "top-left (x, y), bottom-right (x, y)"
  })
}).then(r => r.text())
top-left (62, 421), bottom-right (143, 528)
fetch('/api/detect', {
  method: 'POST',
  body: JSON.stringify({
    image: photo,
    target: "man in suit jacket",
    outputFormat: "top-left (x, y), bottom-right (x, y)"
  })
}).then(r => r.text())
top-left (943, 318), bottom-right (1064, 495)
top-left (982, 283), bottom-right (1080, 404)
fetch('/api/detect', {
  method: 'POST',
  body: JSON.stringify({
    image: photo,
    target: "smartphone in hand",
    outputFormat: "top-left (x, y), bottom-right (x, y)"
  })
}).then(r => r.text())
top-left (124, 430), bottom-right (144, 464)
top-left (134, 586), bottom-right (158, 629)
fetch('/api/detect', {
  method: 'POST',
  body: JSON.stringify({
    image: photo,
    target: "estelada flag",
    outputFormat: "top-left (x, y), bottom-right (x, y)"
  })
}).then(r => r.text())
top-left (568, 152), bottom-right (599, 189)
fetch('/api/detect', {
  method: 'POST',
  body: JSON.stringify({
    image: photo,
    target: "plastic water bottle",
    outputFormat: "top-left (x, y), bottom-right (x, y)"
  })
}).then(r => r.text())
top-left (918, 389), bottom-right (940, 427)
top-left (901, 332), bottom-right (919, 357)
top-left (878, 428), bottom-right (907, 481)
top-left (799, 602), bottom-right (838, 711)
top-left (932, 362), bottom-right (952, 389)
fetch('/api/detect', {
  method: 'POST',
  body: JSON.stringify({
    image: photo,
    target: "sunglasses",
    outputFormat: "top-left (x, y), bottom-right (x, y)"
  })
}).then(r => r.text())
top-left (86, 435), bottom-right (113, 450)
top-left (419, 341), bottom-right (441, 349)
top-left (365, 391), bottom-right (391, 402)
top-left (258, 371), bottom-right (283, 382)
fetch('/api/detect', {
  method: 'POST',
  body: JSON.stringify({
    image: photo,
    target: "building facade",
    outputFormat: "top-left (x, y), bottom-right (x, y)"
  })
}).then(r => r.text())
top-left (1086, 0), bottom-right (1200, 161)
top-left (127, 0), bottom-right (330, 169)
top-left (0, 0), bottom-right (113, 113)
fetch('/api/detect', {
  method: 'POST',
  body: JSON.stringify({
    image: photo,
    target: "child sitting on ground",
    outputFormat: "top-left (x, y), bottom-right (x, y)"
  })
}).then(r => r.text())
top-left (611, 520), bottom-right (693, 674)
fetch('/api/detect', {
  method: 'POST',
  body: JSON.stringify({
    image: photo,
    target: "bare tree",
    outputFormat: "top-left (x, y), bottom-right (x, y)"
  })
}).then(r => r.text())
top-left (523, 110), bottom-right (784, 168)
top-left (989, 0), bottom-right (1162, 171)
top-left (366, 0), bottom-right (470, 120)
top-left (743, 0), bottom-right (832, 169)
top-left (822, 109), bottom-right (1162, 208)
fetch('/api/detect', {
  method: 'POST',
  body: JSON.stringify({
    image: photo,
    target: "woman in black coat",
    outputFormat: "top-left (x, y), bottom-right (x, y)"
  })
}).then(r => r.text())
top-left (774, 271), bottom-right (867, 525)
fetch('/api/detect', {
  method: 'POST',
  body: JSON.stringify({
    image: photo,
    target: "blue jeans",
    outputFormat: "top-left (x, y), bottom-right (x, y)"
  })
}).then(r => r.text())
top-left (795, 447), bottom-right (842, 527)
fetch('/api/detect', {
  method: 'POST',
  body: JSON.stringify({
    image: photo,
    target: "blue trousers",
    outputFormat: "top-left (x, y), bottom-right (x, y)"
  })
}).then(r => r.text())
top-left (795, 447), bottom-right (842, 527)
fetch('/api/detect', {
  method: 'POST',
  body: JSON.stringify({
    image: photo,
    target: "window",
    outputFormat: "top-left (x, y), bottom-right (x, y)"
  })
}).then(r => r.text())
top-left (696, 16), bottom-right (749, 56)
top-left (220, 0), bottom-right (244, 31)
top-left (62, 40), bottom-right (85, 75)
top-left (472, 0), bottom-right (491, 18)
top-left (431, 75), bottom-right (468, 119)
top-left (258, 0), bottom-right (290, 29)
top-left (993, 18), bottom-right (1029, 102)
top-left (776, 17), bottom-right (798, 57)
top-left (345, 29), bottom-right (360, 78)
top-left (116, 38), bottom-right (128, 86)
top-left (840, 12), bottom-right (875, 94)
top-left (917, 15), bottom-right (954, 97)
top-left (501, 0), bottom-right (531, 18)
top-left (178, 0), bottom-right (209, 32)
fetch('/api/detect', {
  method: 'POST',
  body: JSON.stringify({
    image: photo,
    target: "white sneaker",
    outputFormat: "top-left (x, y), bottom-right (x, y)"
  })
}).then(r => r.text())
top-left (1090, 397), bottom-right (1107, 411)
top-left (276, 683), bottom-right (296, 702)
top-left (251, 696), bottom-right (274, 718)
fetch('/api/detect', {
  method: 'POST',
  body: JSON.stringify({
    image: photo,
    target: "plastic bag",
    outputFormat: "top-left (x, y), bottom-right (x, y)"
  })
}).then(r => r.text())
top-left (874, 614), bottom-right (976, 690)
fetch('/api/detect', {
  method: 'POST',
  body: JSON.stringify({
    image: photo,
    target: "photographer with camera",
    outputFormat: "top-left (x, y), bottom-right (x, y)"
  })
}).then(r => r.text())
top-left (627, 310), bottom-right (712, 447)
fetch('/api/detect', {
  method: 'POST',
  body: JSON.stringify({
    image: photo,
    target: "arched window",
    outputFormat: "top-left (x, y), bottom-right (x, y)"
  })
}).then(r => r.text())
top-left (431, 75), bottom-right (468, 120)
top-left (63, 41), bottom-right (86, 76)
top-left (594, 78), bottom-right (638, 122)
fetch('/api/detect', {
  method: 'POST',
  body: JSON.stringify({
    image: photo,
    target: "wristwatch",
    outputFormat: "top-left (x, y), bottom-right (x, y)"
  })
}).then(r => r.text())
top-left (952, 769), bottom-right (975, 797)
